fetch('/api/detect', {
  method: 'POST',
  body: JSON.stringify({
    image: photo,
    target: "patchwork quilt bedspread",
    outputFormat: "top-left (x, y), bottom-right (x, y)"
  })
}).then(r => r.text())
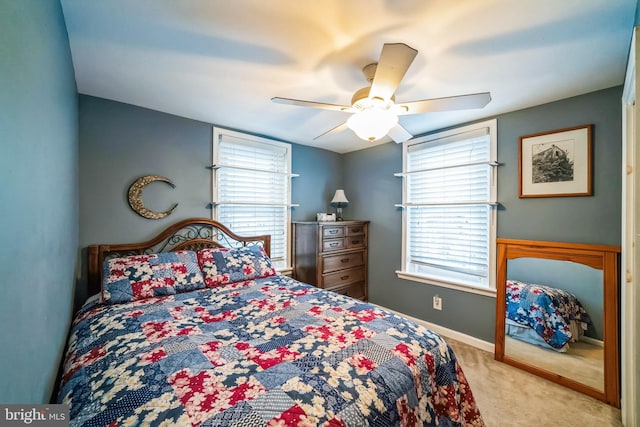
top-left (58, 275), bottom-right (484, 426)
top-left (505, 279), bottom-right (591, 349)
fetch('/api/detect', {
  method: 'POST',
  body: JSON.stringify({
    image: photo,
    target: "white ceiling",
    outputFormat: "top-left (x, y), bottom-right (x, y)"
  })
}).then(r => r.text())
top-left (61, 0), bottom-right (636, 154)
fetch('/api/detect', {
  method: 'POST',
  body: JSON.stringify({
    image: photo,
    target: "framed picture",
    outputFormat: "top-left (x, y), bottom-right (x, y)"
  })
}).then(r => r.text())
top-left (519, 124), bottom-right (592, 198)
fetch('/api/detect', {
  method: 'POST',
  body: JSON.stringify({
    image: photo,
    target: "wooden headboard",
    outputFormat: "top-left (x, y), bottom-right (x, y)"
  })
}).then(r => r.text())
top-left (87, 218), bottom-right (271, 296)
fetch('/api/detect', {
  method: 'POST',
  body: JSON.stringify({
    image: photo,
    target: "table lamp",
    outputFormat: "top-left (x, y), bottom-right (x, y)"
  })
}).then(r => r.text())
top-left (330, 189), bottom-right (349, 221)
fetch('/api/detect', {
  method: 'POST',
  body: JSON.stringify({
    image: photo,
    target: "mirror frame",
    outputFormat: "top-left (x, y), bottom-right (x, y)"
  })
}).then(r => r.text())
top-left (494, 238), bottom-right (620, 407)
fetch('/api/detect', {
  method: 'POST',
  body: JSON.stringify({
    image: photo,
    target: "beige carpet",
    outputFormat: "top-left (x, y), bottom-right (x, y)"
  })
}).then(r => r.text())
top-left (446, 338), bottom-right (622, 427)
top-left (505, 335), bottom-right (603, 391)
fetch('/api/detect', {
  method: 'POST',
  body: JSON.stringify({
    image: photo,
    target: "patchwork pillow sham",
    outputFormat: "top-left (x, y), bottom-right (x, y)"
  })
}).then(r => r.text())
top-left (197, 245), bottom-right (276, 287)
top-left (102, 251), bottom-right (205, 304)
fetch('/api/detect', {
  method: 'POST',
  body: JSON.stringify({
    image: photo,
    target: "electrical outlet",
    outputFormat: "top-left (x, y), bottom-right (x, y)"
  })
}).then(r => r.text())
top-left (433, 295), bottom-right (442, 311)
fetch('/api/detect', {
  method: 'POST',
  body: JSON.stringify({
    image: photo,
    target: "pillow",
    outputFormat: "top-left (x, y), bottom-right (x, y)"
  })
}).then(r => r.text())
top-left (102, 250), bottom-right (205, 304)
top-left (197, 245), bottom-right (276, 287)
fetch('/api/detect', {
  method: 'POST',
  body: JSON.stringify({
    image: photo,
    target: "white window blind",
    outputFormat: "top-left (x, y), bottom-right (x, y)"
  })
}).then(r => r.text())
top-left (212, 128), bottom-right (294, 270)
top-left (399, 119), bottom-right (498, 292)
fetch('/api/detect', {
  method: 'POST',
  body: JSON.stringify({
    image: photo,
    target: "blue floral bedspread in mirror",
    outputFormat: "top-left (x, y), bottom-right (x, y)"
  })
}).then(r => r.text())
top-left (505, 279), bottom-right (591, 349)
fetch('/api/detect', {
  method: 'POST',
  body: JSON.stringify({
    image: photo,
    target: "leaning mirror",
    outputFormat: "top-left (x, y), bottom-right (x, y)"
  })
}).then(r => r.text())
top-left (494, 239), bottom-right (620, 407)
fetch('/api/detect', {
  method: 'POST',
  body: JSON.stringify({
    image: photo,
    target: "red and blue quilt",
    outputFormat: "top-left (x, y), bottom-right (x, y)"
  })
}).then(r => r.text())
top-left (58, 275), bottom-right (484, 426)
top-left (505, 279), bottom-right (591, 349)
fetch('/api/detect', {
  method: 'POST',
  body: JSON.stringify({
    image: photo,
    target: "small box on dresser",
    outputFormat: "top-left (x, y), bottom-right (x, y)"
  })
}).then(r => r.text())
top-left (292, 220), bottom-right (369, 301)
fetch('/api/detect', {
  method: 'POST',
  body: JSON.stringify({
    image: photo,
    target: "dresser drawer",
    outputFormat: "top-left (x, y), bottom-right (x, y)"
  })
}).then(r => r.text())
top-left (346, 235), bottom-right (365, 249)
top-left (322, 252), bottom-right (364, 273)
top-left (323, 238), bottom-right (345, 252)
top-left (346, 225), bottom-right (365, 236)
top-left (322, 226), bottom-right (344, 238)
top-left (329, 282), bottom-right (366, 300)
top-left (323, 267), bottom-right (364, 287)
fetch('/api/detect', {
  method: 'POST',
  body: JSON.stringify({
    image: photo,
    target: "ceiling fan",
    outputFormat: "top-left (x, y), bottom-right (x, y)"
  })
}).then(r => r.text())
top-left (272, 43), bottom-right (491, 143)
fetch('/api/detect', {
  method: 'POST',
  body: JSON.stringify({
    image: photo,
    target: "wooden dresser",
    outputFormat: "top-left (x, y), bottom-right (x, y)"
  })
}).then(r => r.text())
top-left (292, 220), bottom-right (369, 301)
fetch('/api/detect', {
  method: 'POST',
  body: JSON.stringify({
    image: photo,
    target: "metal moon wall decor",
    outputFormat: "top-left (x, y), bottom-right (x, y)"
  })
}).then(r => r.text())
top-left (127, 175), bottom-right (178, 220)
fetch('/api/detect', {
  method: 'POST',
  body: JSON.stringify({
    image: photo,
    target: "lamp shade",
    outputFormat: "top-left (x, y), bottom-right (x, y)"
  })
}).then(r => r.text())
top-left (347, 108), bottom-right (398, 142)
top-left (330, 189), bottom-right (349, 206)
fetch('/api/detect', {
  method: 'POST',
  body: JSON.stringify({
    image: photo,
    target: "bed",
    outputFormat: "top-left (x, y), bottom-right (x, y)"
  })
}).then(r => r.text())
top-left (58, 218), bottom-right (484, 426)
top-left (505, 279), bottom-right (592, 352)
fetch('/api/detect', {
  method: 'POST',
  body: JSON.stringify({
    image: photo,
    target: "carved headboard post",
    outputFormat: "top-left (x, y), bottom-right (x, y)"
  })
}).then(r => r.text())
top-left (87, 245), bottom-right (101, 296)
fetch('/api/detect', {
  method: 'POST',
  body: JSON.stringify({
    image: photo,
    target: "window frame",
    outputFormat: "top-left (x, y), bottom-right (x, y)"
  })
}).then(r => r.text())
top-left (396, 119), bottom-right (498, 297)
top-left (212, 127), bottom-right (295, 273)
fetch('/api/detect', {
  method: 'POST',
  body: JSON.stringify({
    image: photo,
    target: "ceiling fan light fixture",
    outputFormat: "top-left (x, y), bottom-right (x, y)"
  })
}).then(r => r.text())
top-left (272, 43), bottom-right (490, 144)
top-left (347, 107), bottom-right (398, 142)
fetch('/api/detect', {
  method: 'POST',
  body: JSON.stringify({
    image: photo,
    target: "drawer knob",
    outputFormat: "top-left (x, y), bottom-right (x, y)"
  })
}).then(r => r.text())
top-left (351, 240), bottom-right (359, 244)
top-left (329, 230), bottom-right (338, 234)
top-left (341, 275), bottom-right (349, 280)
top-left (341, 258), bottom-right (349, 263)
top-left (329, 242), bottom-right (339, 247)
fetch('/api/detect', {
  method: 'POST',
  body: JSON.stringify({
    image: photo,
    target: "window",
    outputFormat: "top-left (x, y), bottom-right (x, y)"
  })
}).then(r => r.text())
top-left (212, 128), bottom-right (295, 270)
top-left (397, 119), bottom-right (498, 295)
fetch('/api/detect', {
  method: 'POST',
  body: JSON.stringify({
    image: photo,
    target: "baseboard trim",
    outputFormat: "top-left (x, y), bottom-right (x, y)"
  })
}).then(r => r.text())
top-left (580, 336), bottom-right (604, 347)
top-left (374, 304), bottom-right (495, 353)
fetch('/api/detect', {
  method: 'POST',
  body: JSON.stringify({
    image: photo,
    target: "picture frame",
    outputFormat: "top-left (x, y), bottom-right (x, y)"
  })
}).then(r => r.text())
top-left (519, 124), bottom-right (593, 198)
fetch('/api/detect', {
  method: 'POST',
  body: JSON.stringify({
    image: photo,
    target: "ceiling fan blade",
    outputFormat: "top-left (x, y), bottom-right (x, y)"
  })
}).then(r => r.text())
top-left (313, 121), bottom-right (349, 140)
top-left (388, 123), bottom-right (413, 143)
top-left (272, 97), bottom-right (353, 112)
top-left (369, 43), bottom-right (418, 102)
top-left (398, 92), bottom-right (491, 115)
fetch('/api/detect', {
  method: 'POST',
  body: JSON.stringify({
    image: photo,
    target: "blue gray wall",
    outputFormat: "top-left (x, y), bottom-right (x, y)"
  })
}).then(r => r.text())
top-left (344, 86), bottom-right (622, 342)
top-left (497, 88), bottom-right (622, 244)
top-left (79, 95), bottom-right (213, 247)
top-left (77, 95), bottom-right (341, 300)
top-left (0, 1), bottom-right (78, 403)
top-left (291, 144), bottom-right (344, 219)
top-left (78, 95), bottom-right (341, 247)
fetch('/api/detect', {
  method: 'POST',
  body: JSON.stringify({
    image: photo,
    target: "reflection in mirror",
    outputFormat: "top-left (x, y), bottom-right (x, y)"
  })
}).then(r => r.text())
top-left (504, 257), bottom-right (604, 392)
top-left (494, 239), bottom-right (620, 407)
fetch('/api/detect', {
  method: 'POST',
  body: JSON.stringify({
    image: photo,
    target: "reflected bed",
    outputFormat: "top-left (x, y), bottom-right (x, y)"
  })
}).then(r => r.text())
top-left (505, 279), bottom-right (592, 352)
